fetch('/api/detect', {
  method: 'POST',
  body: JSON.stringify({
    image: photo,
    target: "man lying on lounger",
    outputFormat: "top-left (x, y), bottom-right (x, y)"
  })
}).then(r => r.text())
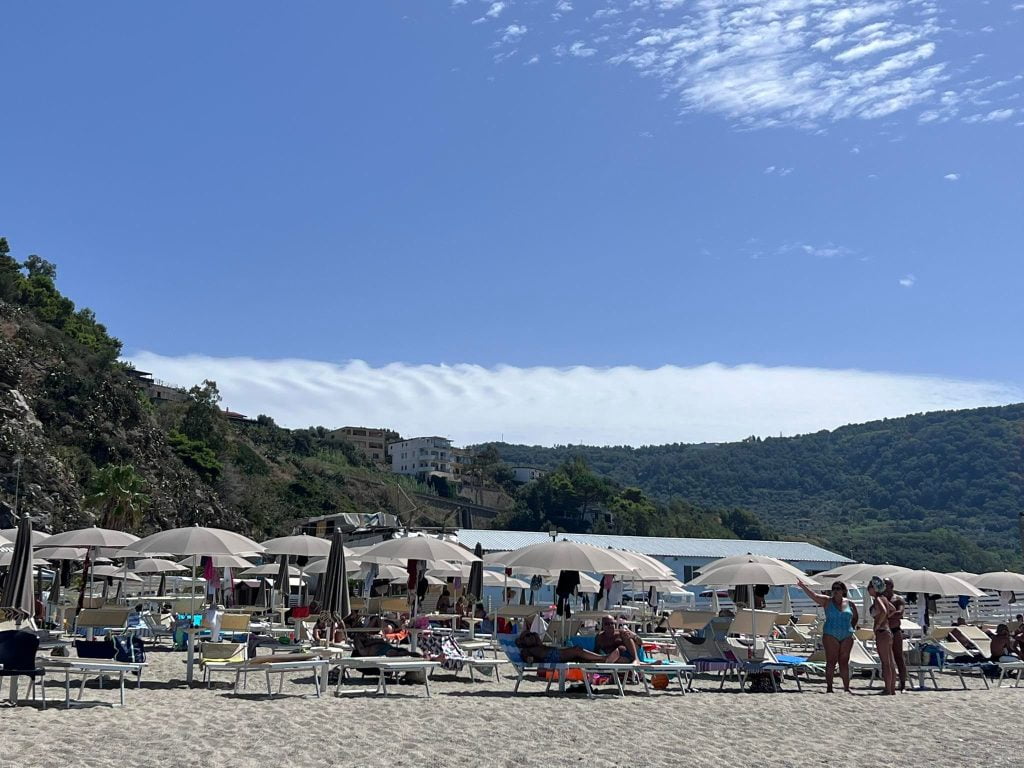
top-left (514, 631), bottom-right (624, 665)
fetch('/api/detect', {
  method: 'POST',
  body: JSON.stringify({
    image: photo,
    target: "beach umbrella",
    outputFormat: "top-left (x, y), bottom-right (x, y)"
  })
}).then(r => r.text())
top-left (543, 571), bottom-right (601, 593)
top-left (488, 540), bottom-right (634, 574)
top-left (814, 562), bottom-right (881, 584)
top-left (688, 558), bottom-right (811, 658)
top-left (363, 564), bottom-right (409, 581)
top-left (87, 565), bottom-right (143, 582)
top-left (0, 528), bottom-right (50, 546)
top-left (948, 571), bottom-right (980, 583)
top-left (0, 550), bottom-right (49, 567)
top-left (971, 571), bottom-right (1024, 592)
top-left (273, 554), bottom-right (290, 609)
top-left (43, 526), bottom-right (139, 548)
top-left (0, 514), bottom-right (36, 623)
top-left (887, 569), bottom-right (984, 598)
top-left (467, 543), bottom-right (484, 601)
top-left (319, 531), bottom-right (351, 631)
top-left (971, 572), bottom-right (1024, 617)
top-left (130, 526), bottom-right (264, 616)
top-left (426, 561), bottom-right (465, 578)
top-left (305, 557), bottom-right (359, 575)
top-left (179, 553), bottom-right (255, 569)
top-left (132, 558), bottom-right (186, 596)
top-left (700, 555), bottom-right (807, 580)
top-left (132, 558), bottom-right (187, 574)
top-left (359, 534), bottom-right (480, 565)
top-left (240, 563), bottom-right (302, 578)
top-left (614, 549), bottom-right (676, 580)
top-left (260, 533), bottom-right (332, 558)
top-left (35, 546), bottom-right (89, 561)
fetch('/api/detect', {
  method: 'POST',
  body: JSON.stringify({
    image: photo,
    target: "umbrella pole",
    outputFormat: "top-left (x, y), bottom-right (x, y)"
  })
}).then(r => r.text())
top-left (190, 563), bottom-right (197, 622)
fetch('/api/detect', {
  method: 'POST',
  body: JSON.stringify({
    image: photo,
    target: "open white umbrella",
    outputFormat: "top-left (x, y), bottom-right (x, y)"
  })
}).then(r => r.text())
top-left (487, 540), bottom-right (634, 574)
top-left (948, 571), bottom-right (980, 583)
top-left (688, 558), bottom-right (813, 659)
top-left (888, 569), bottom-right (984, 598)
top-left (358, 535), bottom-right (480, 565)
top-left (304, 557), bottom-right (360, 575)
top-left (240, 563), bottom-right (303, 578)
top-left (43, 527), bottom-right (139, 548)
top-left (130, 526), bottom-right (264, 618)
top-left (700, 554), bottom-right (806, 578)
top-left (86, 565), bottom-right (143, 582)
top-left (971, 571), bottom-right (1024, 592)
top-left (543, 571), bottom-right (601, 593)
top-left (131, 558), bottom-right (187, 574)
top-left (814, 562), bottom-right (881, 584)
top-left (364, 563), bottom-right (409, 582)
top-left (613, 549), bottom-right (677, 580)
top-left (35, 546), bottom-right (89, 561)
top-left (0, 528), bottom-right (50, 546)
top-left (179, 553), bottom-right (255, 569)
top-left (260, 534), bottom-right (333, 557)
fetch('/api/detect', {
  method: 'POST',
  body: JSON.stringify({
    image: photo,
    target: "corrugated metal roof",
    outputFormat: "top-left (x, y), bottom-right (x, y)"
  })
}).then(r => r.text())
top-left (455, 529), bottom-right (852, 565)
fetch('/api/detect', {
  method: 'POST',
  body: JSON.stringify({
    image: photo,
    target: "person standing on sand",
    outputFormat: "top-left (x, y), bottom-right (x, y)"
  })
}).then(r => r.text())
top-left (868, 576), bottom-right (898, 695)
top-left (882, 578), bottom-right (908, 691)
top-left (798, 580), bottom-right (858, 693)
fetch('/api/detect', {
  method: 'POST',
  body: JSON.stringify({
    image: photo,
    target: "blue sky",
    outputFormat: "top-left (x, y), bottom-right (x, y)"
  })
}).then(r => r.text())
top-left (2, 1), bottom-right (1022, 443)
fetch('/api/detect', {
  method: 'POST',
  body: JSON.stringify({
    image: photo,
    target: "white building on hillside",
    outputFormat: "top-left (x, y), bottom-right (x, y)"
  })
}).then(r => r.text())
top-left (387, 436), bottom-right (453, 477)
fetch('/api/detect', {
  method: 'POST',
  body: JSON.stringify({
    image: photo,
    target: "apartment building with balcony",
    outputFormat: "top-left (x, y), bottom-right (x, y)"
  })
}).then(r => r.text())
top-left (328, 426), bottom-right (400, 464)
top-left (387, 436), bottom-right (454, 477)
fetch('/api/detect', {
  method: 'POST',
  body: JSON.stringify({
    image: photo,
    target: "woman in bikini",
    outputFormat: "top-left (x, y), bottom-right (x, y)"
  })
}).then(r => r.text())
top-left (799, 580), bottom-right (858, 693)
top-left (868, 576), bottom-right (898, 695)
top-left (514, 631), bottom-right (622, 665)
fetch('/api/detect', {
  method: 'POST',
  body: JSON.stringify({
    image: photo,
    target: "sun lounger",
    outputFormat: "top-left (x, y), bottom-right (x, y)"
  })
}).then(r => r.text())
top-left (141, 613), bottom-right (175, 645)
top-left (43, 659), bottom-right (145, 708)
top-left (332, 656), bottom-right (441, 698)
top-left (75, 608), bottom-right (131, 639)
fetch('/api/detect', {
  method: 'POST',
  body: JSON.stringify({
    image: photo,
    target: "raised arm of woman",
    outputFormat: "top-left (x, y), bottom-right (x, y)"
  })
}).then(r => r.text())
top-left (798, 581), bottom-right (829, 607)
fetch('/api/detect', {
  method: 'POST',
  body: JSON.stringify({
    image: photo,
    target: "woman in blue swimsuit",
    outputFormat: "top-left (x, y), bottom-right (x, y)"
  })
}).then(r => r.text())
top-left (799, 580), bottom-right (859, 693)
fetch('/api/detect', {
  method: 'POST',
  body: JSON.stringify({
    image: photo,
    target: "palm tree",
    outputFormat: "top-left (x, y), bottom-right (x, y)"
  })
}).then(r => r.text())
top-left (84, 464), bottom-right (149, 531)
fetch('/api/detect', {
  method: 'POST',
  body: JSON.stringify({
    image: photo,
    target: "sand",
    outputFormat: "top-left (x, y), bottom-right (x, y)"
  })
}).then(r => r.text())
top-left (1, 648), bottom-right (1020, 768)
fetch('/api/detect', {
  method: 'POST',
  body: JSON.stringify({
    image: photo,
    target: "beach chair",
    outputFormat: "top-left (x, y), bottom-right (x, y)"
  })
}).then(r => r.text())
top-left (0, 630), bottom-right (47, 708)
top-left (848, 637), bottom-right (882, 685)
top-left (496, 635), bottom-right (626, 698)
top-left (141, 613), bottom-right (175, 645)
top-left (75, 607), bottom-right (131, 639)
top-left (199, 641), bottom-right (249, 687)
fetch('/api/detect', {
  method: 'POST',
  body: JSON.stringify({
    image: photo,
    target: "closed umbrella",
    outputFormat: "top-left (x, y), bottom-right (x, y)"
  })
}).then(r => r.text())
top-left (467, 543), bottom-right (484, 601)
top-left (274, 554), bottom-right (290, 609)
top-left (0, 514), bottom-right (35, 623)
top-left (318, 531), bottom-right (350, 641)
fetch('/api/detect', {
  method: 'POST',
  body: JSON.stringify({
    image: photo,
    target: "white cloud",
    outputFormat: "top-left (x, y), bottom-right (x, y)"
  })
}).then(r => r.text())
top-left (525, 54), bottom-right (540, 65)
top-left (944, 172), bottom-right (959, 180)
top-left (569, 40), bottom-right (597, 57)
top-left (468, 0), bottom-right (1021, 130)
top-left (502, 24), bottom-right (527, 43)
top-left (899, 273), bottom-right (916, 287)
top-left (486, 1), bottom-right (506, 18)
top-left (126, 353), bottom-right (1022, 447)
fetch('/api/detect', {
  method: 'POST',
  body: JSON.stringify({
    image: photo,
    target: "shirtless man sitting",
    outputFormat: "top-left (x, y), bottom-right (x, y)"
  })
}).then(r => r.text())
top-left (593, 615), bottom-right (641, 664)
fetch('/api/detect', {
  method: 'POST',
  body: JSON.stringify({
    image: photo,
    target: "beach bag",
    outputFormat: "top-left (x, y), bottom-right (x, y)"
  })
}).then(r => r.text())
top-left (75, 638), bottom-right (116, 660)
top-left (114, 634), bottom-right (146, 663)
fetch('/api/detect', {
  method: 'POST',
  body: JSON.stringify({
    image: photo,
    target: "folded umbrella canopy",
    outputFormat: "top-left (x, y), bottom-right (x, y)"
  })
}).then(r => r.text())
top-left (319, 531), bottom-right (350, 628)
top-left (0, 514), bottom-right (35, 622)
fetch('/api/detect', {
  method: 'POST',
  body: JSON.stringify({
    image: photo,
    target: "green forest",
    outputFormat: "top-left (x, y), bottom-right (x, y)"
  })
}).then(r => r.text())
top-left (3, 236), bottom-right (1022, 573)
top-left (481, 404), bottom-right (1024, 572)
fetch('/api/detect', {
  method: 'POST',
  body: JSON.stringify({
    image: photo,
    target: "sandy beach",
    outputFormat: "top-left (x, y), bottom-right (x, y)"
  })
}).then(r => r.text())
top-left (1, 648), bottom-right (1019, 768)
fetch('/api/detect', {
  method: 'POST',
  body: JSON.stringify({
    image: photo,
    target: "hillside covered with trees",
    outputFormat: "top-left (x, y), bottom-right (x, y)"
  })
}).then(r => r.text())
top-left (0, 239), bottom-right (439, 538)
top-left (482, 405), bottom-right (1024, 571)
